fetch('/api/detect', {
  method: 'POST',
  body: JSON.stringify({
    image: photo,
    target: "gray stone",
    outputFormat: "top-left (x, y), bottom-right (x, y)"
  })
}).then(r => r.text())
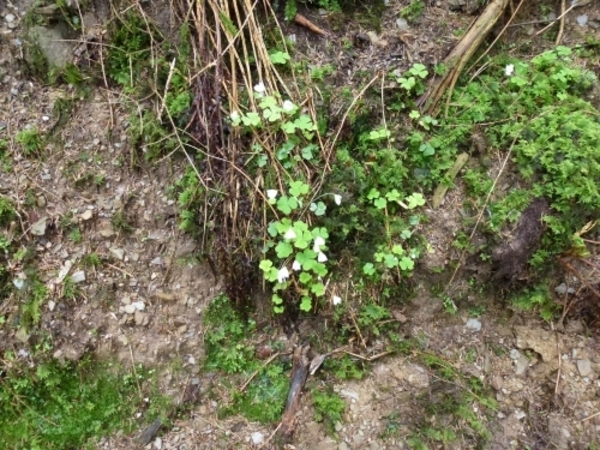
top-left (577, 359), bottom-right (592, 377)
top-left (109, 247), bottom-right (124, 260)
top-left (465, 318), bottom-right (482, 332)
top-left (26, 25), bottom-right (76, 68)
top-left (515, 354), bottom-right (529, 376)
top-left (31, 216), bottom-right (47, 236)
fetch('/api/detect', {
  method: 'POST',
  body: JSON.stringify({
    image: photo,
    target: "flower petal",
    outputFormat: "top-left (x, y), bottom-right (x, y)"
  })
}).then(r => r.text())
top-left (277, 266), bottom-right (290, 283)
top-left (292, 260), bottom-right (301, 271)
top-left (332, 295), bottom-right (342, 306)
top-left (266, 189), bottom-right (278, 199)
top-left (333, 194), bottom-right (342, 205)
top-left (317, 252), bottom-right (328, 263)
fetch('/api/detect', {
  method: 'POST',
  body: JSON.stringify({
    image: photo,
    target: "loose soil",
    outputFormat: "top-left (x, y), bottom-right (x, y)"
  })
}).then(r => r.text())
top-left (2, 0), bottom-right (600, 449)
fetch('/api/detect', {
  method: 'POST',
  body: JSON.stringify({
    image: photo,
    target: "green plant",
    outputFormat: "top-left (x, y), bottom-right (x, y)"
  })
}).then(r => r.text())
top-left (203, 295), bottom-right (289, 423)
top-left (312, 388), bottom-right (346, 434)
top-left (68, 227), bottom-right (83, 243)
top-left (0, 356), bottom-right (159, 449)
top-left (400, 0), bottom-right (425, 22)
top-left (16, 128), bottom-right (44, 156)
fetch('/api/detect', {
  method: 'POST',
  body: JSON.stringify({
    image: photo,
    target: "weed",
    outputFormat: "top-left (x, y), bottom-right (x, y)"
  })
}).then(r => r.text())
top-left (111, 211), bottom-right (134, 233)
top-left (203, 295), bottom-right (289, 423)
top-left (16, 128), bottom-right (44, 156)
top-left (68, 227), bottom-right (83, 243)
top-left (400, 0), bottom-right (425, 22)
top-left (82, 252), bottom-right (102, 268)
top-left (312, 388), bottom-right (346, 434)
top-left (0, 356), bottom-right (157, 449)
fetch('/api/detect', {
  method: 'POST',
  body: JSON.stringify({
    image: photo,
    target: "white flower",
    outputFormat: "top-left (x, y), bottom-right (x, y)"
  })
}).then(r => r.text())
top-left (505, 64), bottom-right (514, 76)
top-left (284, 228), bottom-right (297, 240)
top-left (266, 189), bottom-right (278, 200)
top-left (230, 111), bottom-right (240, 121)
top-left (277, 266), bottom-right (290, 283)
top-left (332, 295), bottom-right (342, 306)
top-left (254, 82), bottom-right (266, 93)
top-left (333, 194), bottom-right (342, 205)
top-left (292, 260), bottom-right (302, 271)
top-left (317, 252), bottom-right (328, 263)
top-left (313, 236), bottom-right (325, 252)
top-left (282, 100), bottom-right (295, 112)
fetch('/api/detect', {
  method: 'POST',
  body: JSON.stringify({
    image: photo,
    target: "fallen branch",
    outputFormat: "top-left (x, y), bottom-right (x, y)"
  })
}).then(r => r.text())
top-left (294, 13), bottom-right (327, 36)
top-left (277, 345), bottom-right (310, 442)
top-left (418, 0), bottom-right (510, 116)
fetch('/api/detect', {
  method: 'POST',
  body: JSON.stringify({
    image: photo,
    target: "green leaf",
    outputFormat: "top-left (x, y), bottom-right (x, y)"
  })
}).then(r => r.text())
top-left (405, 193), bottom-right (425, 209)
top-left (310, 201), bottom-right (327, 216)
top-left (259, 96), bottom-right (278, 110)
top-left (367, 188), bottom-right (380, 200)
top-left (294, 114), bottom-right (315, 131)
top-left (272, 294), bottom-right (283, 305)
top-left (391, 244), bottom-right (404, 255)
top-left (289, 180), bottom-right (309, 197)
top-left (276, 241), bottom-right (294, 258)
top-left (299, 272), bottom-right (312, 284)
top-left (276, 196), bottom-right (299, 214)
top-left (241, 112), bottom-right (261, 127)
top-left (311, 282), bottom-right (326, 297)
top-left (374, 197), bottom-right (387, 209)
top-left (384, 253), bottom-right (398, 268)
top-left (363, 263), bottom-right (376, 276)
top-left (269, 51), bottom-right (291, 65)
top-left (399, 257), bottom-right (414, 271)
top-left (259, 260), bottom-right (273, 272)
top-left (300, 296), bottom-right (312, 312)
top-left (301, 144), bottom-right (317, 160)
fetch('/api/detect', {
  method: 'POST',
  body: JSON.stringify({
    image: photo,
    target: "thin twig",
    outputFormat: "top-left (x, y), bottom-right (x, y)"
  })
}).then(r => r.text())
top-left (555, 0), bottom-right (566, 46)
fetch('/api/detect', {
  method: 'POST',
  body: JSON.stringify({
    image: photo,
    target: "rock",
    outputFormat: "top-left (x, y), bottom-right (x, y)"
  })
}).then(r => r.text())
top-left (99, 227), bottom-right (115, 238)
top-left (515, 354), bottom-right (529, 376)
top-left (5, 14), bottom-right (16, 23)
top-left (509, 349), bottom-right (521, 360)
top-left (577, 15), bottom-right (588, 26)
top-left (250, 432), bottom-right (264, 445)
top-left (109, 247), bottom-right (125, 260)
top-left (465, 318), bottom-right (482, 332)
top-left (26, 25), bottom-right (75, 69)
top-left (554, 283), bottom-right (575, 295)
top-left (123, 304), bottom-right (136, 314)
top-left (577, 359), bottom-right (592, 377)
top-left (135, 311), bottom-right (149, 326)
top-left (31, 217), bottom-right (48, 236)
top-left (513, 325), bottom-right (557, 363)
top-left (70, 270), bottom-right (86, 283)
top-left (132, 301), bottom-right (145, 311)
top-left (491, 375), bottom-right (503, 391)
top-left (396, 18), bottom-right (409, 31)
top-left (80, 209), bottom-right (93, 221)
top-left (36, 195), bottom-right (46, 207)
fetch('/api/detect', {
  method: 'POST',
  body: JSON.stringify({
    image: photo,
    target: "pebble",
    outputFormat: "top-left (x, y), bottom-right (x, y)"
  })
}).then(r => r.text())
top-left (396, 18), bottom-right (409, 31)
top-left (338, 443), bottom-right (349, 450)
top-left (80, 209), bottom-right (93, 221)
top-left (31, 217), bottom-right (48, 236)
top-left (555, 283), bottom-right (575, 295)
top-left (109, 247), bottom-right (125, 260)
top-left (577, 15), bottom-right (588, 26)
top-left (123, 304), bottom-right (136, 314)
top-left (515, 354), bottom-right (529, 376)
top-left (250, 432), bottom-right (264, 445)
top-left (465, 318), bottom-right (482, 332)
top-left (509, 349), bottom-right (521, 360)
top-left (71, 270), bottom-right (86, 283)
top-left (577, 359), bottom-right (592, 377)
top-left (5, 13), bottom-right (15, 23)
top-left (135, 311), bottom-right (149, 326)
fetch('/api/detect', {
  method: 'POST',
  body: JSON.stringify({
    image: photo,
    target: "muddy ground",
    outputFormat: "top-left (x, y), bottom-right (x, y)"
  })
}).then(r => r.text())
top-left (2, 0), bottom-right (600, 449)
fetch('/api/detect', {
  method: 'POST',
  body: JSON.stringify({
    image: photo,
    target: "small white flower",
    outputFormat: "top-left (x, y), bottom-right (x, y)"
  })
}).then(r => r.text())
top-left (313, 236), bottom-right (325, 253)
top-left (277, 266), bottom-right (290, 283)
top-left (332, 295), bottom-right (342, 306)
top-left (230, 111), bottom-right (240, 121)
top-left (317, 252), bottom-right (328, 263)
top-left (333, 194), bottom-right (342, 206)
top-left (254, 82), bottom-right (266, 93)
top-left (292, 260), bottom-right (302, 271)
top-left (282, 100), bottom-right (295, 112)
top-left (284, 228), bottom-right (297, 240)
top-left (505, 64), bottom-right (514, 76)
top-left (266, 189), bottom-right (278, 200)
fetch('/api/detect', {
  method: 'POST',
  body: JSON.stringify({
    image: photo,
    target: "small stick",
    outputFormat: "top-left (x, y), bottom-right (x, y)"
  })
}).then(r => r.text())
top-left (238, 351), bottom-right (283, 392)
top-left (555, 0), bottom-right (566, 46)
top-left (582, 411), bottom-right (600, 423)
top-left (294, 13), bottom-right (327, 36)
